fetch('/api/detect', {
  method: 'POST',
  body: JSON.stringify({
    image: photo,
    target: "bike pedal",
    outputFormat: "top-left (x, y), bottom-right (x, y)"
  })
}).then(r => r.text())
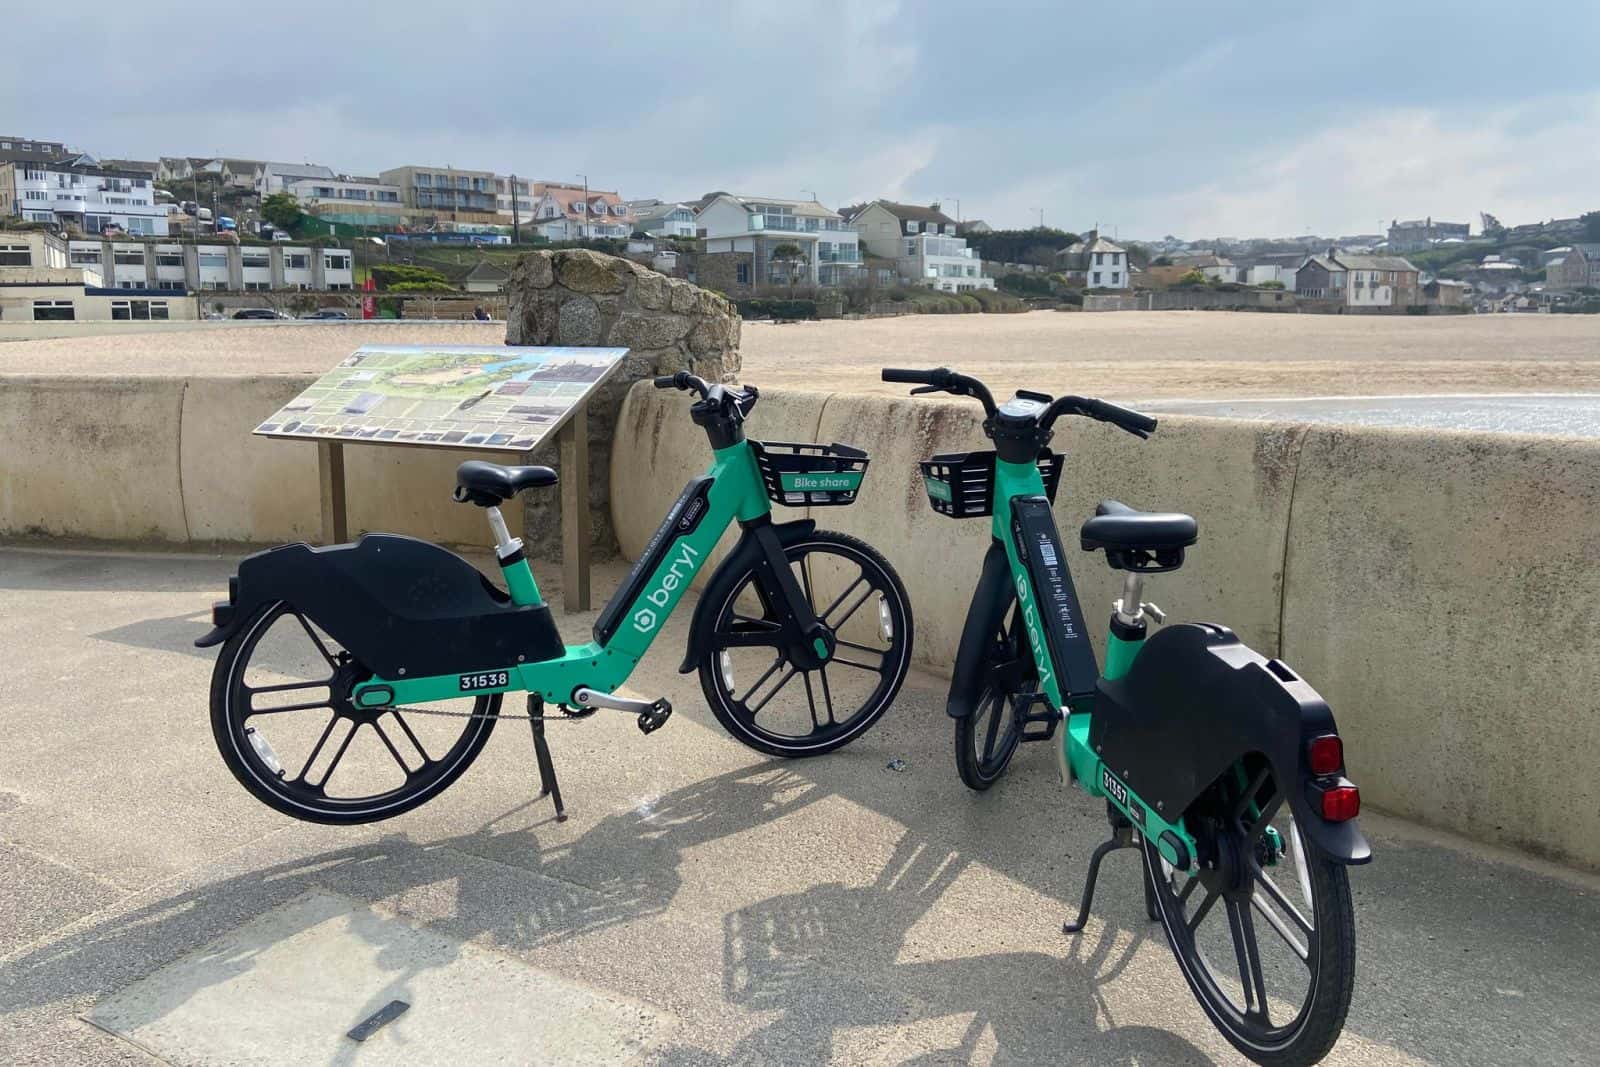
top-left (1016, 692), bottom-right (1062, 743)
top-left (636, 699), bottom-right (672, 735)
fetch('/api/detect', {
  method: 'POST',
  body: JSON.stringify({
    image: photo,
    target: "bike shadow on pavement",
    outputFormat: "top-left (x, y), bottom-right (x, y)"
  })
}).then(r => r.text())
top-left (0, 763), bottom-right (1203, 1063)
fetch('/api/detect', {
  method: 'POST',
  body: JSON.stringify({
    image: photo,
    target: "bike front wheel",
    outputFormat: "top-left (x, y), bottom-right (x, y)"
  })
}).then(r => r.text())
top-left (1143, 760), bottom-right (1356, 1065)
top-left (953, 607), bottom-right (1034, 790)
top-left (210, 601), bottom-right (499, 824)
top-left (698, 530), bottom-right (912, 757)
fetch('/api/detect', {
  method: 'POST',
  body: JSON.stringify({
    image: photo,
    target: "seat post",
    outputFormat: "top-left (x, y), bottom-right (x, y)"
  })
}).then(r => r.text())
top-left (1114, 571), bottom-right (1146, 626)
top-left (484, 506), bottom-right (522, 561)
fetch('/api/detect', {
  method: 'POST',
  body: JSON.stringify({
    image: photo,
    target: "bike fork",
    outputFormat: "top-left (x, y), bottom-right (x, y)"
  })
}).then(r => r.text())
top-left (1063, 804), bottom-right (1160, 934)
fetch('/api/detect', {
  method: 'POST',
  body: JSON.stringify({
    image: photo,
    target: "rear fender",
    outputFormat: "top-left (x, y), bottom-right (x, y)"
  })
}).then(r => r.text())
top-left (677, 518), bottom-right (818, 672)
top-left (1092, 622), bottom-right (1372, 865)
top-left (945, 539), bottom-right (1015, 719)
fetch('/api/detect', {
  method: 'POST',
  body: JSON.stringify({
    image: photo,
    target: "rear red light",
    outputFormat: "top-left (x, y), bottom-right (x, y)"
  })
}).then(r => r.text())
top-left (1320, 784), bottom-right (1360, 822)
top-left (1307, 734), bottom-right (1343, 776)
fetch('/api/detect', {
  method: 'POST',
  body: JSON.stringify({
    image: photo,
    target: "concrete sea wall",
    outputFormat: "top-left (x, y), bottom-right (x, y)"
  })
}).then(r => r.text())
top-left (610, 383), bottom-right (1600, 870)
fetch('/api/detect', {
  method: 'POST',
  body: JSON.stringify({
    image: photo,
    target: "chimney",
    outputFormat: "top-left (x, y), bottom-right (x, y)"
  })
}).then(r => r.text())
top-left (1327, 245), bottom-right (1337, 260)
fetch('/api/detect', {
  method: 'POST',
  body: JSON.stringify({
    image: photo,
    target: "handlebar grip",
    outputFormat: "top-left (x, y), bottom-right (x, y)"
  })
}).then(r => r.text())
top-left (1085, 398), bottom-right (1158, 434)
top-left (652, 375), bottom-right (678, 389)
top-left (881, 367), bottom-right (947, 385)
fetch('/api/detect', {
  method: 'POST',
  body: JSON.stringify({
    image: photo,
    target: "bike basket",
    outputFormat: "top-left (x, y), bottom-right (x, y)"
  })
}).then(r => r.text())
top-left (751, 440), bottom-right (870, 507)
top-left (919, 449), bottom-right (1063, 518)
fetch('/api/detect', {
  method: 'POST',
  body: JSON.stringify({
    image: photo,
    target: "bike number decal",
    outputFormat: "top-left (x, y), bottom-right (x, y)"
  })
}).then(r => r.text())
top-left (1102, 767), bottom-right (1128, 805)
top-left (459, 670), bottom-right (509, 691)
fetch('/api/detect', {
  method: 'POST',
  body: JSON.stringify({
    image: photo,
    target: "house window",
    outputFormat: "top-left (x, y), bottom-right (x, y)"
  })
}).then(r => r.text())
top-left (1111, 272), bottom-right (1121, 284)
top-left (33, 299), bottom-right (75, 321)
top-left (111, 299), bottom-right (167, 320)
top-left (71, 248), bottom-right (102, 265)
top-left (324, 253), bottom-right (351, 271)
top-left (906, 220), bottom-right (920, 233)
top-left (0, 244), bottom-right (31, 266)
top-left (736, 262), bottom-right (751, 285)
top-left (114, 249), bottom-right (145, 265)
top-left (156, 252), bottom-right (184, 267)
top-left (1092, 271), bottom-right (1101, 284)
top-left (242, 251), bottom-right (269, 268)
top-left (284, 254), bottom-right (310, 270)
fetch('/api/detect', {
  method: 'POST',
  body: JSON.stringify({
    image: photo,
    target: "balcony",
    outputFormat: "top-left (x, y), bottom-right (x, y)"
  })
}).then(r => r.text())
top-left (818, 248), bottom-right (861, 263)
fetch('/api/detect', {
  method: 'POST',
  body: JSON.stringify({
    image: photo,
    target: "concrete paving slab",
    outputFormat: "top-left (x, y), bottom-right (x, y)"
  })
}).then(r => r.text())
top-left (3, 546), bottom-right (1600, 1066)
top-left (85, 891), bottom-right (672, 1066)
top-left (0, 843), bottom-right (122, 957)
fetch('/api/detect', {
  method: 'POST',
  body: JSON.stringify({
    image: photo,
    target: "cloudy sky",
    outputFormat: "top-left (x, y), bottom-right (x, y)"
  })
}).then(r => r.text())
top-left (5, 2), bottom-right (1597, 239)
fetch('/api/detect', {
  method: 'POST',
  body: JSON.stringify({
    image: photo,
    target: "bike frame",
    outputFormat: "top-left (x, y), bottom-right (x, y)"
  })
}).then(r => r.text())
top-left (349, 439), bottom-right (772, 710)
top-left (990, 457), bottom-right (1198, 869)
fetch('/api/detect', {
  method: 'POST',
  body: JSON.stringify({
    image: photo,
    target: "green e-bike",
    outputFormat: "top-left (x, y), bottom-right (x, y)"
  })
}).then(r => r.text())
top-left (198, 373), bottom-right (912, 824)
top-left (886, 367), bottom-right (1369, 1066)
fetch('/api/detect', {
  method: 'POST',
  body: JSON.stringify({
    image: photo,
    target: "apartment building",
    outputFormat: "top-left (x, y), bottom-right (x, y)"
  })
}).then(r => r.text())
top-left (60, 236), bottom-right (353, 292)
top-left (496, 175), bottom-right (532, 227)
top-left (380, 165), bottom-right (499, 223)
top-left (0, 231), bottom-right (197, 321)
top-left (529, 182), bottom-right (634, 240)
top-left (695, 193), bottom-right (862, 290)
top-left (286, 175), bottom-right (405, 227)
top-left (852, 201), bottom-right (990, 292)
top-left (0, 136), bottom-right (70, 164)
top-left (0, 159), bottom-right (168, 235)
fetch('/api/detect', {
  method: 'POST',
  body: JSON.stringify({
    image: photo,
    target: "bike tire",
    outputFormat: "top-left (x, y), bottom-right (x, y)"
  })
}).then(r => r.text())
top-left (697, 530), bottom-right (912, 758)
top-left (952, 609), bottom-right (1033, 791)
top-left (1143, 777), bottom-right (1357, 1065)
top-left (210, 600), bottom-right (499, 825)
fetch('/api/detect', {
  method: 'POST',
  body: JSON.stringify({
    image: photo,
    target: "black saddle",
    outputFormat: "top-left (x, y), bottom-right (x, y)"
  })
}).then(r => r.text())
top-left (453, 460), bottom-right (558, 506)
top-left (1079, 499), bottom-right (1198, 572)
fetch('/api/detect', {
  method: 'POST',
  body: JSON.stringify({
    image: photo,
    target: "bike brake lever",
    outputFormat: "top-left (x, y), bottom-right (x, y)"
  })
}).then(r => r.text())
top-left (910, 384), bottom-right (942, 395)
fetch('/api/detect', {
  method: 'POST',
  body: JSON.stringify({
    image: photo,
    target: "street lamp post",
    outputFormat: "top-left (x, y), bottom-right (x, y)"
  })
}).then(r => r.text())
top-left (577, 173), bottom-right (589, 240)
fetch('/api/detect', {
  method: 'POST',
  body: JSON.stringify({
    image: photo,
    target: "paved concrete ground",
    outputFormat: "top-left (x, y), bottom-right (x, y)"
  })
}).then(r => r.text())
top-left (2, 546), bottom-right (1598, 1065)
top-left (1146, 394), bottom-right (1600, 438)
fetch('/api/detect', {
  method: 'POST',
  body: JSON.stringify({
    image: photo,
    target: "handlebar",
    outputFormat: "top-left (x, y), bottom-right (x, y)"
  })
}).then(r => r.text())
top-left (655, 371), bottom-right (712, 398)
top-left (883, 366), bottom-right (1155, 439)
top-left (655, 371), bottom-right (759, 418)
top-left (880, 367), bottom-right (998, 418)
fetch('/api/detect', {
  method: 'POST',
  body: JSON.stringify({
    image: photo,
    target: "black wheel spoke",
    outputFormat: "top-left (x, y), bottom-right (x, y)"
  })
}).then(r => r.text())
top-left (817, 668), bottom-right (837, 725)
top-left (1251, 889), bottom-right (1311, 963)
top-left (747, 667), bottom-right (797, 715)
top-left (829, 656), bottom-right (885, 674)
top-left (295, 714), bottom-right (341, 783)
top-left (736, 655), bottom-right (785, 705)
top-left (816, 576), bottom-right (866, 623)
top-left (247, 697), bottom-right (335, 717)
top-left (390, 710), bottom-right (432, 764)
top-left (719, 625), bottom-right (786, 649)
top-left (800, 672), bottom-right (822, 730)
top-left (1246, 792), bottom-right (1287, 841)
top-left (293, 612), bottom-right (340, 670)
top-left (316, 722), bottom-right (360, 788)
top-left (1187, 887), bottom-right (1220, 933)
top-left (1252, 861), bottom-right (1315, 939)
top-left (1177, 874), bottom-right (1200, 903)
top-left (249, 678), bottom-right (333, 695)
top-left (372, 720), bottom-right (416, 777)
top-left (826, 586), bottom-right (877, 631)
top-left (1226, 898), bottom-right (1271, 1024)
top-left (981, 693), bottom-right (1005, 763)
top-left (834, 638), bottom-right (886, 659)
top-left (1232, 765), bottom-right (1273, 822)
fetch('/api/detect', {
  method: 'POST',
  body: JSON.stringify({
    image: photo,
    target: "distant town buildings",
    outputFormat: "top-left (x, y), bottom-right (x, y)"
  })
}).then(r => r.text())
top-left (1546, 244), bottom-right (1600, 290)
top-left (0, 135), bottom-right (70, 164)
top-left (1388, 217), bottom-right (1471, 252)
top-left (695, 193), bottom-right (863, 292)
top-left (379, 165), bottom-right (498, 224)
top-left (1295, 248), bottom-right (1420, 307)
top-left (529, 182), bottom-right (633, 240)
top-left (0, 158), bottom-right (168, 235)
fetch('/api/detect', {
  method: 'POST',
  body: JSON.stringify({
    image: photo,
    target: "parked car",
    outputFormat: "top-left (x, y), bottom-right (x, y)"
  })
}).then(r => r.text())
top-left (270, 231), bottom-right (292, 242)
top-left (232, 308), bottom-right (285, 320)
top-left (301, 308), bottom-right (349, 320)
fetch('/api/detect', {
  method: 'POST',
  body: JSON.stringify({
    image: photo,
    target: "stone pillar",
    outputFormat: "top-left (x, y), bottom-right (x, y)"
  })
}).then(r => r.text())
top-left (505, 249), bottom-right (741, 559)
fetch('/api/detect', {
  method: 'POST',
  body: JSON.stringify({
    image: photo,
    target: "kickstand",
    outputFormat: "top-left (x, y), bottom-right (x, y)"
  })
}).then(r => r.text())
top-left (1063, 810), bottom-right (1144, 934)
top-left (527, 695), bottom-right (567, 822)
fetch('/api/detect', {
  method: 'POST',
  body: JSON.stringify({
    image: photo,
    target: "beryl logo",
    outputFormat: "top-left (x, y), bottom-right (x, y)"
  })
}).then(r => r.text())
top-left (632, 541), bottom-right (701, 633)
top-left (1014, 571), bottom-right (1054, 694)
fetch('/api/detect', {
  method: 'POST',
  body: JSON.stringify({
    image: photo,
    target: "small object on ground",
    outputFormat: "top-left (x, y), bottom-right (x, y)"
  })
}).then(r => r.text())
top-left (886, 758), bottom-right (908, 772)
top-left (347, 999), bottom-right (410, 1042)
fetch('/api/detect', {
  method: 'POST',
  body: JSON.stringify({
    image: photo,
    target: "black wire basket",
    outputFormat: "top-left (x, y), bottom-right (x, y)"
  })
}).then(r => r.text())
top-left (919, 449), bottom-right (1062, 518)
top-left (751, 440), bottom-right (870, 507)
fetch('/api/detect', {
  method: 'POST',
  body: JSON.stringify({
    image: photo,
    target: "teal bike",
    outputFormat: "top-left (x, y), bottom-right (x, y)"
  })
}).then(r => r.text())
top-left (886, 367), bottom-right (1369, 1066)
top-left (198, 373), bottom-right (913, 824)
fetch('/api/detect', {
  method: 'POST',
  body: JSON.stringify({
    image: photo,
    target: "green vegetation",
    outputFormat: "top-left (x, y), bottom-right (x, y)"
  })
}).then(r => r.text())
top-left (260, 193), bottom-right (301, 231)
top-left (369, 264), bottom-right (453, 290)
top-left (995, 273), bottom-right (1054, 297)
top-left (736, 298), bottom-right (818, 320)
top-left (1176, 268), bottom-right (1207, 286)
top-left (970, 288), bottom-right (1027, 312)
top-left (961, 228), bottom-right (1079, 267)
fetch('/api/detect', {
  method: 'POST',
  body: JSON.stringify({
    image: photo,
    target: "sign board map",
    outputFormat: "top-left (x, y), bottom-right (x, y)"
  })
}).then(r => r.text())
top-left (254, 344), bottom-right (628, 451)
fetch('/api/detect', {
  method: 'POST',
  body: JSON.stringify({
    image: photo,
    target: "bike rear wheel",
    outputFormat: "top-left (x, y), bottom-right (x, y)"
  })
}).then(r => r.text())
top-left (210, 601), bottom-right (498, 824)
top-left (698, 530), bottom-right (912, 757)
top-left (953, 608), bottom-right (1034, 790)
top-left (1143, 759), bottom-right (1356, 1065)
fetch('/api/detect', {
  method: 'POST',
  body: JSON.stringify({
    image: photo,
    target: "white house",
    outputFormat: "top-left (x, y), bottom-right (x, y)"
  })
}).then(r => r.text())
top-left (627, 199), bottom-right (697, 238)
top-left (286, 175), bottom-right (405, 227)
top-left (0, 159), bottom-right (168, 235)
top-left (529, 182), bottom-right (634, 240)
top-left (258, 162), bottom-right (338, 198)
top-left (695, 193), bottom-right (863, 288)
top-left (1055, 232), bottom-right (1131, 289)
top-left (851, 201), bottom-right (992, 292)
